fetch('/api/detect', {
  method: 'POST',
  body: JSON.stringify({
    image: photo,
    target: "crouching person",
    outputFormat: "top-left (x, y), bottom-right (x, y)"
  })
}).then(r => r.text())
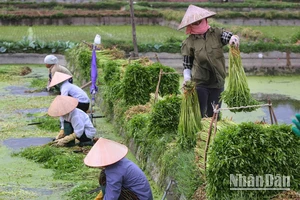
top-left (84, 138), bottom-right (153, 200)
top-left (48, 95), bottom-right (96, 147)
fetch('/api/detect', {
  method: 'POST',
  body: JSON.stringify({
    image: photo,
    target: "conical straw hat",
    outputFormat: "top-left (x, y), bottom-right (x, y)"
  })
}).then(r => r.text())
top-left (84, 138), bottom-right (128, 167)
top-left (49, 71), bottom-right (72, 88)
top-left (48, 95), bottom-right (78, 117)
top-left (178, 5), bottom-right (216, 30)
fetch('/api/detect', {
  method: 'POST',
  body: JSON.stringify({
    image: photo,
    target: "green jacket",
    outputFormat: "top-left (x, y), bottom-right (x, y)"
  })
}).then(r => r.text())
top-left (181, 27), bottom-right (226, 88)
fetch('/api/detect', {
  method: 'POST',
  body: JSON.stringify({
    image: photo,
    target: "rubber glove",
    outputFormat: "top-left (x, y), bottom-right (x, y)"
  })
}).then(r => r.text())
top-left (183, 69), bottom-right (191, 86)
top-left (55, 129), bottom-right (65, 140)
top-left (292, 113), bottom-right (300, 137)
top-left (94, 190), bottom-right (104, 200)
top-left (53, 133), bottom-right (77, 147)
top-left (229, 35), bottom-right (240, 48)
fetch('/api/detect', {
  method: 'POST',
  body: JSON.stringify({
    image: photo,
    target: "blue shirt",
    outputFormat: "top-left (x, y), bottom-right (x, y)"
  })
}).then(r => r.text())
top-left (104, 158), bottom-right (153, 200)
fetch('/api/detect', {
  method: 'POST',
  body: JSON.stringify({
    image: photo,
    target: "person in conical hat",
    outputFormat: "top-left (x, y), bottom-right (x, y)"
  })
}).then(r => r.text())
top-left (44, 54), bottom-right (73, 91)
top-left (84, 138), bottom-right (153, 200)
top-left (48, 95), bottom-right (96, 147)
top-left (49, 71), bottom-right (91, 140)
top-left (179, 5), bottom-right (240, 118)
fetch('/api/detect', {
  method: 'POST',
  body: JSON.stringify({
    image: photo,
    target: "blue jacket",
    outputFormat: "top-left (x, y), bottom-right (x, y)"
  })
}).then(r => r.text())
top-left (104, 158), bottom-right (153, 200)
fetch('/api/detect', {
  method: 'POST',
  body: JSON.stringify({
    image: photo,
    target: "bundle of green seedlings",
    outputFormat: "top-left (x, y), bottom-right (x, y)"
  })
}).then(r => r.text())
top-left (194, 117), bottom-right (236, 173)
top-left (178, 81), bottom-right (202, 149)
top-left (221, 46), bottom-right (259, 112)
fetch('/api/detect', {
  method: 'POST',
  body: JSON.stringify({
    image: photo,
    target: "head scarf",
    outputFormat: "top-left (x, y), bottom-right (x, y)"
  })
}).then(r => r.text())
top-left (186, 18), bottom-right (210, 35)
top-left (44, 55), bottom-right (58, 65)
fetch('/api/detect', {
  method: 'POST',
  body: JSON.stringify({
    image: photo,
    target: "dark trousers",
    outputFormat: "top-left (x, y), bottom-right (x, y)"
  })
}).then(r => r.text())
top-left (196, 86), bottom-right (224, 118)
top-left (77, 102), bottom-right (90, 113)
top-left (64, 121), bottom-right (91, 143)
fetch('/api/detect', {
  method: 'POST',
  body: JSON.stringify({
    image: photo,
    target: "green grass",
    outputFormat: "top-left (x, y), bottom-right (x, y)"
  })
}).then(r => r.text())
top-left (0, 25), bottom-right (186, 44)
top-left (1, 24), bottom-right (299, 45)
top-left (240, 26), bottom-right (300, 42)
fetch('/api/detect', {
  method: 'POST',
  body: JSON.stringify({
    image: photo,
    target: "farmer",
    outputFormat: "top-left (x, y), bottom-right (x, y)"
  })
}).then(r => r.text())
top-left (179, 5), bottom-right (239, 118)
top-left (48, 71), bottom-right (90, 140)
top-left (84, 138), bottom-right (153, 200)
top-left (48, 95), bottom-right (96, 147)
top-left (44, 54), bottom-right (73, 91)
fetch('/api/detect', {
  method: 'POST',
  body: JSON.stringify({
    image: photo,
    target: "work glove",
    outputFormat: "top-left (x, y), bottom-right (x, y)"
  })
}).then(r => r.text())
top-left (183, 69), bottom-right (191, 87)
top-left (53, 133), bottom-right (77, 147)
top-left (55, 129), bottom-right (65, 140)
top-left (292, 114), bottom-right (300, 137)
top-left (94, 190), bottom-right (104, 200)
top-left (229, 35), bottom-right (240, 48)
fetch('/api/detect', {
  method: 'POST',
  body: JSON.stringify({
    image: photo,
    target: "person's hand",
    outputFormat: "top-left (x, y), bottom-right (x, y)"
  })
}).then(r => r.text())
top-left (53, 133), bottom-right (77, 146)
top-left (55, 129), bottom-right (65, 140)
top-left (182, 69), bottom-right (191, 87)
top-left (52, 139), bottom-right (66, 147)
top-left (292, 114), bottom-right (300, 137)
top-left (229, 35), bottom-right (240, 48)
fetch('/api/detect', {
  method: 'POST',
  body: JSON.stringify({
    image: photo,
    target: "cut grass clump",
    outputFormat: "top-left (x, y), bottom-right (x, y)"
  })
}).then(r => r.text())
top-left (13, 146), bottom-right (91, 180)
top-left (13, 145), bottom-right (100, 199)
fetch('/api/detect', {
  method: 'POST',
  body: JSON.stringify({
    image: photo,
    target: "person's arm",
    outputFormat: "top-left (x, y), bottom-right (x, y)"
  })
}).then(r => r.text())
top-left (60, 116), bottom-right (64, 130)
top-left (183, 56), bottom-right (194, 83)
top-left (181, 37), bottom-right (194, 84)
top-left (70, 114), bottom-right (85, 138)
top-left (221, 30), bottom-right (240, 47)
top-left (221, 30), bottom-right (233, 45)
top-left (104, 171), bottom-right (122, 200)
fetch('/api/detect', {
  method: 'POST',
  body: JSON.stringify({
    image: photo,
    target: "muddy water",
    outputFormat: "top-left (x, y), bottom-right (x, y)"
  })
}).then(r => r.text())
top-left (222, 76), bottom-right (300, 125)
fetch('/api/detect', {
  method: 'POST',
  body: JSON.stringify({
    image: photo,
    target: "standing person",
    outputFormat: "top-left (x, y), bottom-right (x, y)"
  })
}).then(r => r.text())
top-left (179, 5), bottom-right (239, 118)
top-left (48, 95), bottom-right (96, 147)
top-left (48, 72), bottom-right (90, 139)
top-left (44, 54), bottom-right (73, 91)
top-left (84, 138), bottom-right (153, 200)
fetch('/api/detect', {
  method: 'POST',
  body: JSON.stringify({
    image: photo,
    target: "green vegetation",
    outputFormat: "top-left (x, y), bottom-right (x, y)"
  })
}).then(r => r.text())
top-left (178, 81), bottom-right (202, 149)
top-left (206, 122), bottom-right (300, 199)
top-left (1, 24), bottom-right (300, 54)
top-left (221, 46), bottom-right (259, 112)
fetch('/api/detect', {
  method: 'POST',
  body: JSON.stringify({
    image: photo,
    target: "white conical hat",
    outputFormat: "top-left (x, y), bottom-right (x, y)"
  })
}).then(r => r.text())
top-left (178, 5), bottom-right (216, 30)
top-left (48, 95), bottom-right (78, 117)
top-left (49, 71), bottom-right (72, 88)
top-left (84, 138), bottom-right (128, 167)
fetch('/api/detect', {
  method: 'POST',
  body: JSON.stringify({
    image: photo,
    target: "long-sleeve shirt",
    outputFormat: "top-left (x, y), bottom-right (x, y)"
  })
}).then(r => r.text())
top-left (62, 108), bottom-right (96, 139)
top-left (104, 158), bottom-right (153, 200)
top-left (49, 64), bottom-right (72, 79)
top-left (60, 81), bottom-right (90, 103)
top-left (59, 81), bottom-right (90, 129)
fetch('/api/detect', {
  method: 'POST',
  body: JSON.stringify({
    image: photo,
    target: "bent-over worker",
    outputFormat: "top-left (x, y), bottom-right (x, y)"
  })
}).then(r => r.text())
top-left (44, 54), bottom-right (73, 91)
top-left (48, 95), bottom-right (96, 147)
top-left (84, 137), bottom-right (153, 200)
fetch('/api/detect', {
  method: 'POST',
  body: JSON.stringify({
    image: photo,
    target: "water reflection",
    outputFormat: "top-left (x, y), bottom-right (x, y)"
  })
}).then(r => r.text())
top-left (262, 100), bottom-right (300, 125)
top-left (222, 99), bottom-right (300, 125)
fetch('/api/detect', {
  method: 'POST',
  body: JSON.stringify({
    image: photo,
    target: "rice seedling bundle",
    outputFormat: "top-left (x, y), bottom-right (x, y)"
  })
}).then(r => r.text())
top-left (221, 46), bottom-right (259, 112)
top-left (178, 81), bottom-right (202, 149)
